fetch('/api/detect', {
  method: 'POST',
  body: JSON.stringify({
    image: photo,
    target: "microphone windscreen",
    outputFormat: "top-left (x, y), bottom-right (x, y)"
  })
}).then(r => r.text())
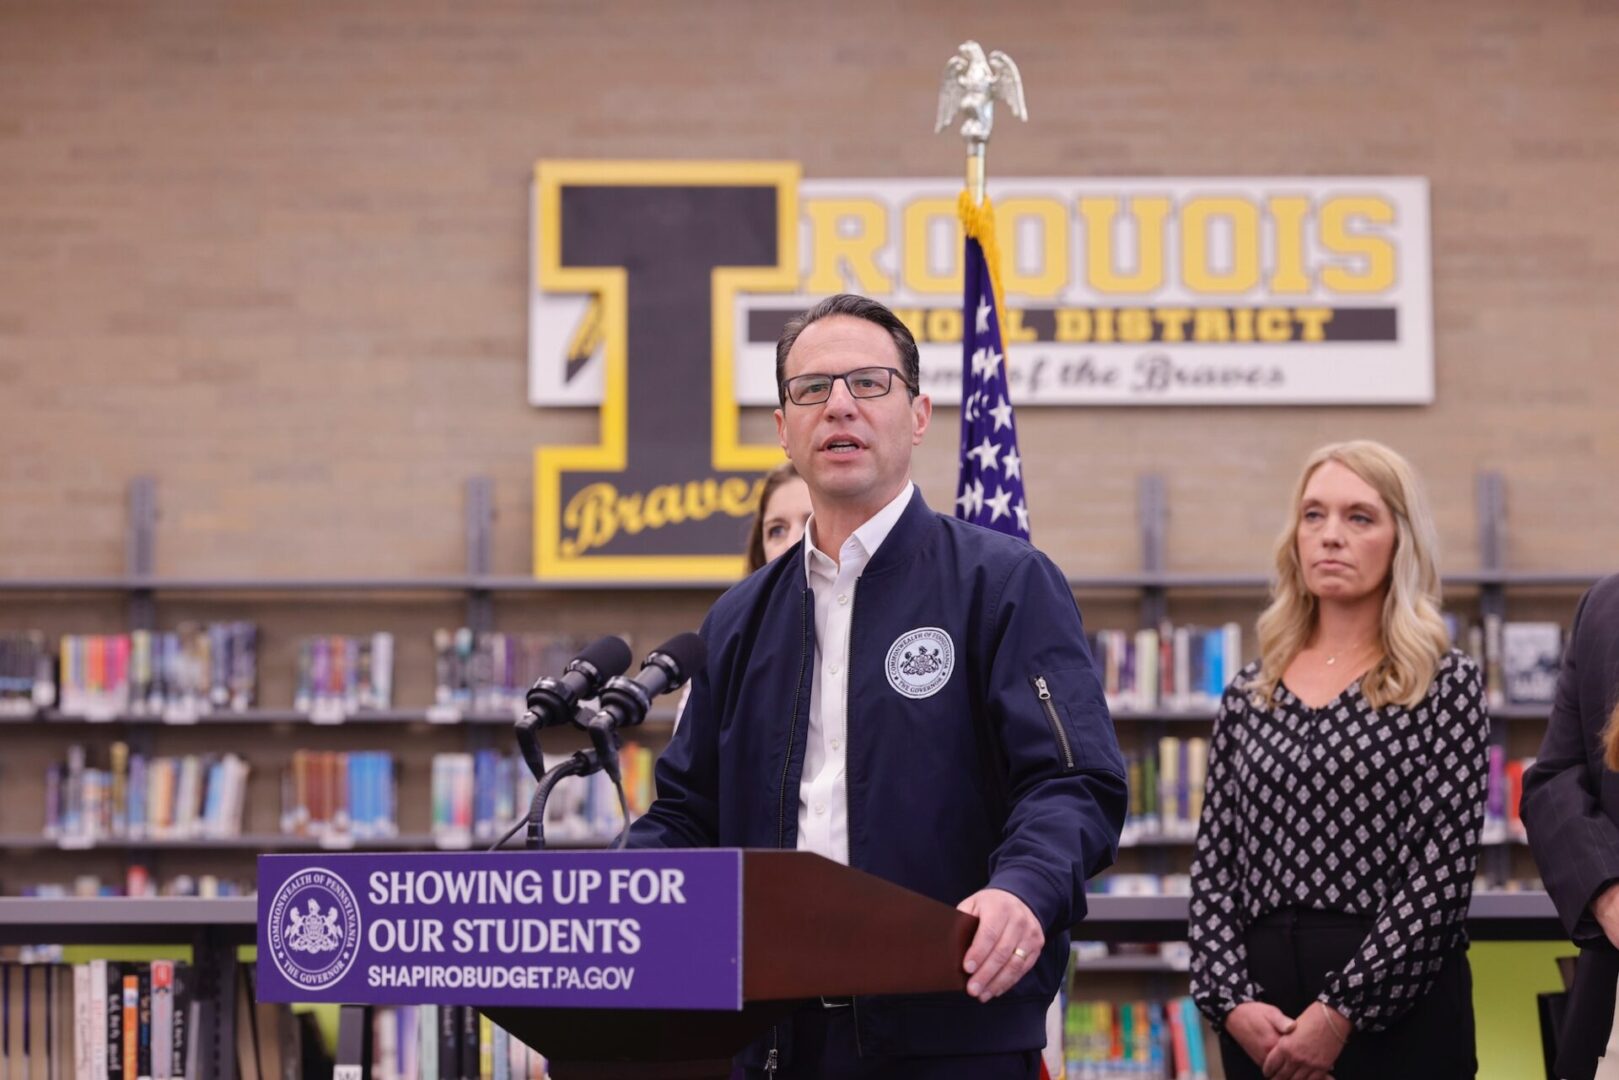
top-left (577, 635), bottom-right (633, 680)
top-left (649, 632), bottom-right (706, 682)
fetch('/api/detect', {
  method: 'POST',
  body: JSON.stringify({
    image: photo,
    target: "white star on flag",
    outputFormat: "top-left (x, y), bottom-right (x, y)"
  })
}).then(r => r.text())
top-left (1001, 446), bottom-right (1022, 481)
top-left (985, 486), bottom-right (1013, 524)
top-left (976, 298), bottom-right (993, 334)
top-left (955, 477), bottom-right (985, 518)
top-left (966, 435), bottom-right (1001, 472)
top-left (970, 345), bottom-right (1002, 383)
top-left (989, 397), bottom-right (1014, 432)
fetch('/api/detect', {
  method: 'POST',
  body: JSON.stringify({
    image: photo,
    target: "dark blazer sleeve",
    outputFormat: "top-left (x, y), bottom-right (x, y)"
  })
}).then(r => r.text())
top-left (1522, 578), bottom-right (1619, 945)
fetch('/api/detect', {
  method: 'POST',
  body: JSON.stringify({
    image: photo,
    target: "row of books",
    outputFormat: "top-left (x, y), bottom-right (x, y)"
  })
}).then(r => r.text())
top-left (59, 626), bottom-right (259, 721)
top-left (15, 869), bottom-right (250, 899)
top-left (428, 743), bottom-right (660, 848)
top-left (15, 615), bottom-right (1574, 722)
top-left (280, 750), bottom-right (398, 840)
top-left (1, 628), bottom-right (402, 721)
top-left (44, 745), bottom-right (250, 843)
top-left (28, 627), bottom-right (641, 722)
top-left (1090, 624), bottom-right (1243, 714)
top-left (0, 632), bottom-right (53, 715)
top-left (432, 630), bottom-right (623, 717)
top-left (430, 752), bottom-right (530, 847)
top-left (1091, 615), bottom-right (1569, 714)
top-left (1121, 737), bottom-right (1209, 844)
top-left (1064, 995), bottom-right (1210, 1080)
top-left (33, 741), bottom-right (658, 849)
top-left (0, 960), bottom-right (196, 1080)
top-left (292, 633), bottom-right (395, 716)
top-left (1120, 736), bottom-right (1535, 848)
top-left (367, 1005), bottom-right (550, 1080)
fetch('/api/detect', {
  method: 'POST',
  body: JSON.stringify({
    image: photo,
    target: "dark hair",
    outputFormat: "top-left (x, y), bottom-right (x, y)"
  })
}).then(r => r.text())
top-left (744, 461), bottom-right (804, 572)
top-left (774, 293), bottom-right (920, 407)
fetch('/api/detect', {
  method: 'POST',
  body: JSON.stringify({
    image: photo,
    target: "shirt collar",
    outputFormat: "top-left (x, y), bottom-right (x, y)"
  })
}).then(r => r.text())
top-left (803, 481), bottom-right (916, 584)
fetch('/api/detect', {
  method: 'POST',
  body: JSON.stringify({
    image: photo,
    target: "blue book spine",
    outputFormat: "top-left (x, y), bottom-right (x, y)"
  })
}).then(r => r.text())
top-left (201, 759), bottom-right (225, 832)
top-left (383, 752), bottom-right (397, 835)
top-left (1182, 996), bottom-right (1208, 1076)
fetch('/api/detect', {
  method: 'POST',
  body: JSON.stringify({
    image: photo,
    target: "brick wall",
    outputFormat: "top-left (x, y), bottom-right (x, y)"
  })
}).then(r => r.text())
top-left (0, 0), bottom-right (1614, 581)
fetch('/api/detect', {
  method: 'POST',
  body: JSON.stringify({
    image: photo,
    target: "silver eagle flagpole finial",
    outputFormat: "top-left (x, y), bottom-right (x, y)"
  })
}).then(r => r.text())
top-left (934, 41), bottom-right (1027, 205)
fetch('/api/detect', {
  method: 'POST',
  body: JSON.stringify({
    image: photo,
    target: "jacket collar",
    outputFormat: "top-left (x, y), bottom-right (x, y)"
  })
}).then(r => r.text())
top-left (858, 486), bottom-right (935, 579)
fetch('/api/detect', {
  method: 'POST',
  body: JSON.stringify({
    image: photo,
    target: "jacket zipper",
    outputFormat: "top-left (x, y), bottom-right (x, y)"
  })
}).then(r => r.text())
top-left (777, 589), bottom-right (811, 849)
top-left (1032, 675), bottom-right (1075, 770)
top-left (765, 1040), bottom-right (779, 1076)
top-left (843, 589), bottom-right (854, 861)
top-left (845, 597), bottom-right (862, 1054)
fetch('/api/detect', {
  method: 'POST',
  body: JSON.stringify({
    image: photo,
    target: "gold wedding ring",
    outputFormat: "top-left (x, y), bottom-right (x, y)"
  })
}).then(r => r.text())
top-left (1012, 946), bottom-right (1029, 959)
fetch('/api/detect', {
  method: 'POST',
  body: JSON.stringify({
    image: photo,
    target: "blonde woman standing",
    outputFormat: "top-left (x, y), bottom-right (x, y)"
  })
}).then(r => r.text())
top-left (1189, 441), bottom-right (1489, 1080)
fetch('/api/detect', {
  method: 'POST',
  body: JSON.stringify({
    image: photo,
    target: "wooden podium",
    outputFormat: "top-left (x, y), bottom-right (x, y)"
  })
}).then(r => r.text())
top-left (482, 850), bottom-right (977, 1079)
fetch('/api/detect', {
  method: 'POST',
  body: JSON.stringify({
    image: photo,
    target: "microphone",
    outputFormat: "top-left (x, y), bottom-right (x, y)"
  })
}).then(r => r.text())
top-left (516, 635), bottom-right (632, 781)
top-left (586, 632), bottom-right (707, 735)
top-left (524, 635), bottom-right (633, 728)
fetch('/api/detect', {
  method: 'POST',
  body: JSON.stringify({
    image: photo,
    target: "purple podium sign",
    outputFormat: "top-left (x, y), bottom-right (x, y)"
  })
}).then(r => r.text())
top-left (256, 850), bottom-right (742, 1010)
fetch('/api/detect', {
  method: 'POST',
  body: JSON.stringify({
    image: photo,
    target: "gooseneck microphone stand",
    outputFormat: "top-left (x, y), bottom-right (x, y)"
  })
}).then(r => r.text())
top-left (488, 710), bottom-right (630, 852)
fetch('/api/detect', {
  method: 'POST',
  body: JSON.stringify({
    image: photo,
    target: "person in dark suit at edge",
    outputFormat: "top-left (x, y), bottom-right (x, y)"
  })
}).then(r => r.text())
top-left (1523, 574), bottom-right (1619, 1079)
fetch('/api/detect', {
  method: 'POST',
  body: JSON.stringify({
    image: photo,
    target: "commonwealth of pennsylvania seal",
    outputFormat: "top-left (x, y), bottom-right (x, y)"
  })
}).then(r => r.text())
top-left (885, 627), bottom-right (955, 699)
top-left (266, 867), bottom-right (362, 992)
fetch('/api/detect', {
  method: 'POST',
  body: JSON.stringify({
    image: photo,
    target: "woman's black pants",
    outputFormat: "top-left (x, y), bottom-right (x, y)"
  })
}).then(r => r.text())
top-left (1217, 907), bottom-right (1476, 1080)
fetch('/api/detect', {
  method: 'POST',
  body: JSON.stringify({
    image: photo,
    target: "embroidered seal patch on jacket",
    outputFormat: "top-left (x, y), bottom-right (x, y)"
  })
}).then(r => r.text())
top-left (885, 627), bottom-right (955, 699)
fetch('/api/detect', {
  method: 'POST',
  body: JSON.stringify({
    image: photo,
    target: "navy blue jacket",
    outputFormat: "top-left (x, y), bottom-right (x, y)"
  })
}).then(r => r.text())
top-left (629, 491), bottom-right (1127, 1059)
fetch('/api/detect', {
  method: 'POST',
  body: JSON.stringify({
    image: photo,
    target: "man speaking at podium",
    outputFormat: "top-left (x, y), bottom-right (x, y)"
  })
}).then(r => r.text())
top-left (629, 294), bottom-right (1127, 1079)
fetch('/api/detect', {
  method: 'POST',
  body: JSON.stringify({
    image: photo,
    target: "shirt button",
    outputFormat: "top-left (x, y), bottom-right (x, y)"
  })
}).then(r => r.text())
top-left (828, 664), bottom-right (840, 675)
top-left (838, 594), bottom-right (849, 605)
top-left (831, 738), bottom-right (841, 750)
top-left (814, 804), bottom-right (826, 815)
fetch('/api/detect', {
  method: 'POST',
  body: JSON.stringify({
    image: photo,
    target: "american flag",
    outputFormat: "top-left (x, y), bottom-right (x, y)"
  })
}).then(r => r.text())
top-left (955, 199), bottom-right (1031, 541)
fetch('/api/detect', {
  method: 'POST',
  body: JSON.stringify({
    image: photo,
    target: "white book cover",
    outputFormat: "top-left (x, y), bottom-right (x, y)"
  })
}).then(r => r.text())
top-left (1222, 623), bottom-right (1244, 694)
top-left (89, 959), bottom-right (108, 1080)
top-left (224, 755), bottom-right (251, 838)
top-left (417, 1005), bottom-right (438, 1080)
top-left (1187, 737), bottom-right (1210, 828)
top-left (74, 964), bottom-right (91, 1080)
top-left (173, 757), bottom-right (201, 840)
top-left (372, 632), bottom-right (394, 709)
top-left (1134, 628), bottom-right (1160, 712)
top-left (1502, 622), bottom-right (1561, 705)
top-left (150, 961), bottom-right (172, 1080)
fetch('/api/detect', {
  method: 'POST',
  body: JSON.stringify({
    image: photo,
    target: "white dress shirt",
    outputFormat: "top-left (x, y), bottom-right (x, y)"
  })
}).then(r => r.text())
top-left (796, 481), bottom-right (915, 865)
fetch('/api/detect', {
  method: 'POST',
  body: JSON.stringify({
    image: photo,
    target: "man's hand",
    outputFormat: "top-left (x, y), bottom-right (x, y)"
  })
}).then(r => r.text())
top-left (956, 888), bottom-right (1043, 1002)
top-left (1260, 1002), bottom-right (1346, 1080)
top-left (1593, 882), bottom-right (1619, 950)
top-left (1224, 1002), bottom-right (1297, 1068)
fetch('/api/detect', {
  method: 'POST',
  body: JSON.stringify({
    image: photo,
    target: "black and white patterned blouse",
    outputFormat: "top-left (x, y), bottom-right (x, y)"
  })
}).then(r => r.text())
top-left (1188, 648), bottom-right (1488, 1032)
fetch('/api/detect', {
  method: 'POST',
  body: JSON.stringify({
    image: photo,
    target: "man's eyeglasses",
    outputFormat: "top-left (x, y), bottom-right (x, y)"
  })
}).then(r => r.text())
top-left (781, 366), bottom-right (916, 406)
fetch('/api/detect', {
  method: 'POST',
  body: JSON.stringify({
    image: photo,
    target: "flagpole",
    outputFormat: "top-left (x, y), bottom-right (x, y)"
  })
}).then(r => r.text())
top-left (938, 42), bottom-right (1037, 548)
top-left (935, 40), bottom-right (1026, 206)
